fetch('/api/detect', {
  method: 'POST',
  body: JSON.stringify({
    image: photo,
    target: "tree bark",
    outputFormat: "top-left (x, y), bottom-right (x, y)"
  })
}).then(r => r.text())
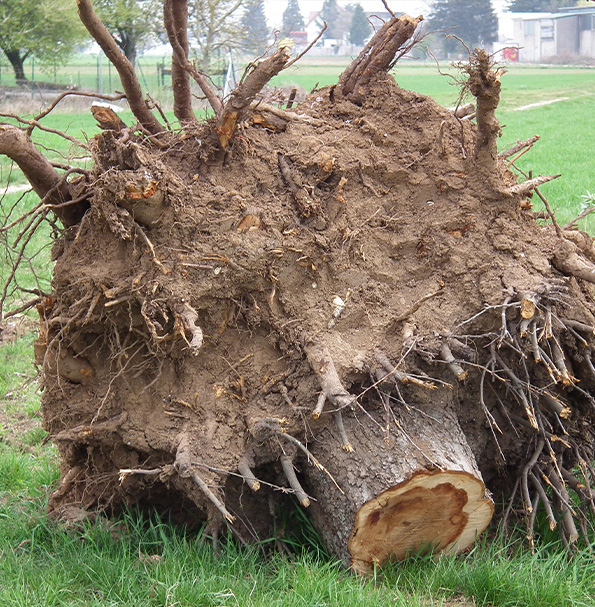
top-left (76, 0), bottom-right (162, 135)
top-left (164, 0), bottom-right (198, 124)
top-left (303, 404), bottom-right (493, 573)
top-left (3, 49), bottom-right (27, 84)
top-left (0, 125), bottom-right (88, 226)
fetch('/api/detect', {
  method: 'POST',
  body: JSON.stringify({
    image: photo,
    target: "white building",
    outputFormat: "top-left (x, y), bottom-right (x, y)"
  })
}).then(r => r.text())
top-left (500, 7), bottom-right (595, 62)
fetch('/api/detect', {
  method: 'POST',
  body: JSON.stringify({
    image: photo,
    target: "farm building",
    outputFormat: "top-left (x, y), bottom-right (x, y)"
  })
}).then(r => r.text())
top-left (503, 6), bottom-right (595, 62)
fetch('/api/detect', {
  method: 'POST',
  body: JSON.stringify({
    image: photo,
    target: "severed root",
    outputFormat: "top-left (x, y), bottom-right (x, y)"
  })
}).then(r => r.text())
top-left (510, 174), bottom-right (561, 196)
top-left (216, 47), bottom-right (290, 148)
top-left (253, 420), bottom-right (344, 495)
top-left (175, 436), bottom-right (234, 523)
top-left (440, 343), bottom-right (468, 381)
top-left (304, 342), bottom-right (356, 419)
top-left (175, 301), bottom-right (203, 354)
top-left (499, 135), bottom-right (540, 159)
top-left (337, 14), bottom-right (422, 105)
top-left (238, 453), bottom-right (260, 492)
top-left (280, 455), bottom-right (311, 507)
top-left (334, 410), bottom-right (354, 452)
top-left (375, 352), bottom-right (437, 390)
top-left (460, 49), bottom-right (503, 174)
top-left (191, 470), bottom-right (235, 524)
top-left (554, 249), bottom-right (595, 284)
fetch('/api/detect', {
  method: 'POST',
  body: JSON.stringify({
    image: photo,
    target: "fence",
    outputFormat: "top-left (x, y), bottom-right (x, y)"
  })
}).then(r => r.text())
top-left (0, 53), bottom-right (234, 101)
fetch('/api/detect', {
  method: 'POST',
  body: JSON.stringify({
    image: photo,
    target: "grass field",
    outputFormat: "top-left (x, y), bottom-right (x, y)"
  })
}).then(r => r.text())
top-left (1, 58), bottom-right (595, 605)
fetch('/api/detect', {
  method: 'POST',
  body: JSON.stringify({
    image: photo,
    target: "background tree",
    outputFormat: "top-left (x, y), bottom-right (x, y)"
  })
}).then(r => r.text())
top-left (0, 0), bottom-right (87, 84)
top-left (280, 0), bottom-right (305, 37)
top-left (240, 0), bottom-right (269, 55)
top-left (188, 0), bottom-right (244, 72)
top-left (317, 0), bottom-right (351, 41)
top-left (507, 0), bottom-right (578, 10)
top-left (95, 0), bottom-right (163, 66)
top-left (429, 0), bottom-right (498, 55)
top-left (349, 3), bottom-right (371, 46)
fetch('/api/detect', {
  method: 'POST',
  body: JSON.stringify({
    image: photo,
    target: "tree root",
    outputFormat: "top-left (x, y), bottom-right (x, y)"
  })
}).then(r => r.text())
top-left (237, 454), bottom-right (260, 492)
top-left (216, 47), bottom-right (290, 149)
top-left (337, 14), bottom-right (422, 105)
top-left (77, 0), bottom-right (162, 135)
top-left (175, 435), bottom-right (234, 523)
top-left (304, 342), bottom-right (356, 419)
top-left (280, 454), bottom-right (311, 507)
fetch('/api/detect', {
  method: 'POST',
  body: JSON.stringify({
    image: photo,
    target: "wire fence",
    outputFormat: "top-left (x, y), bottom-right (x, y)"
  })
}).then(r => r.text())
top-left (0, 54), bottom-right (233, 100)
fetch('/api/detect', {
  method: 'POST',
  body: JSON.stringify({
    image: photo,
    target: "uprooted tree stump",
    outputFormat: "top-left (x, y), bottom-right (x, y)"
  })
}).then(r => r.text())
top-left (2, 3), bottom-right (595, 573)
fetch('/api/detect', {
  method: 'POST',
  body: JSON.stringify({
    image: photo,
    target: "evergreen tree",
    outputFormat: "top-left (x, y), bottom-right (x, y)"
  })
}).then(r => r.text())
top-left (317, 0), bottom-right (344, 40)
top-left (281, 0), bottom-right (305, 37)
top-left (349, 4), bottom-right (371, 46)
top-left (507, 0), bottom-right (577, 10)
top-left (429, 0), bottom-right (498, 54)
top-left (241, 0), bottom-right (269, 54)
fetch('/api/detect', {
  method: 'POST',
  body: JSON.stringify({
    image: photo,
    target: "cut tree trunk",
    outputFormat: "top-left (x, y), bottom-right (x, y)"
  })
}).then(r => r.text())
top-left (304, 405), bottom-right (493, 573)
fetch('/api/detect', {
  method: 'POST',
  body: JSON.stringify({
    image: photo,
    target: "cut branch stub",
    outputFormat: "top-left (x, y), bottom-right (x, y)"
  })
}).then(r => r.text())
top-left (216, 47), bottom-right (291, 149)
top-left (349, 470), bottom-right (494, 574)
top-left (337, 14), bottom-right (422, 105)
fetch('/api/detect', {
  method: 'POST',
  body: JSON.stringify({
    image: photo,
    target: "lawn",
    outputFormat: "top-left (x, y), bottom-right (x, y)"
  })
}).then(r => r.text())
top-left (1, 57), bottom-right (595, 606)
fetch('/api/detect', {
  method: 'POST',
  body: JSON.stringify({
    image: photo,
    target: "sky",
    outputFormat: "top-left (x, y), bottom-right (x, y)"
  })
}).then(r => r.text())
top-left (262, 1), bottom-right (510, 30)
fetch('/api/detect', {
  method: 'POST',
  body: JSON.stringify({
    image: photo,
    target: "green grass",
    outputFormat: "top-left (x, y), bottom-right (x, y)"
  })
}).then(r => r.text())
top-left (1, 484), bottom-right (594, 607)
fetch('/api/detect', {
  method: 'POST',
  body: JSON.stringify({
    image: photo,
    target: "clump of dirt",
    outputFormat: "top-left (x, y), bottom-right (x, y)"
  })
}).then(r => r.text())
top-left (38, 59), bottom-right (595, 564)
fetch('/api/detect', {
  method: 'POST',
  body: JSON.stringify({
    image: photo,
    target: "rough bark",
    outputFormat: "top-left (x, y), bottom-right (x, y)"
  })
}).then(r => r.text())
top-left (3, 49), bottom-right (28, 84)
top-left (304, 405), bottom-right (493, 573)
top-left (337, 14), bottom-right (422, 104)
top-left (215, 47), bottom-right (291, 148)
top-left (0, 124), bottom-right (87, 226)
top-left (76, 0), bottom-right (162, 135)
top-left (164, 0), bottom-right (199, 124)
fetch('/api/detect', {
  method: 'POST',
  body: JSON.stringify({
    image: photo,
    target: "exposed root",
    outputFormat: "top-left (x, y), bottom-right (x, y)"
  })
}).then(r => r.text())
top-left (337, 14), bottom-right (422, 105)
top-left (175, 435), bottom-right (234, 523)
top-left (334, 410), bottom-right (354, 453)
top-left (237, 453), bottom-right (260, 492)
top-left (375, 352), bottom-right (438, 390)
top-left (440, 342), bottom-right (468, 381)
top-left (280, 455), bottom-right (311, 507)
top-left (509, 174), bottom-right (561, 196)
top-left (499, 135), bottom-right (540, 160)
top-left (216, 47), bottom-right (290, 149)
top-left (175, 301), bottom-right (203, 354)
top-left (304, 342), bottom-right (357, 418)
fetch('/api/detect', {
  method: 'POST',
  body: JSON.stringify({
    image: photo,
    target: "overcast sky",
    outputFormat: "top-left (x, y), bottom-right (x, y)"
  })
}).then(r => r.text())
top-left (262, 1), bottom-right (510, 30)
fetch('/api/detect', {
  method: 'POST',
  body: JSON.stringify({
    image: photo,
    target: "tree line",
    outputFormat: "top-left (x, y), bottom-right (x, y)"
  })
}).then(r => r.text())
top-left (0, 0), bottom-right (373, 86)
top-left (0, 0), bottom-right (585, 86)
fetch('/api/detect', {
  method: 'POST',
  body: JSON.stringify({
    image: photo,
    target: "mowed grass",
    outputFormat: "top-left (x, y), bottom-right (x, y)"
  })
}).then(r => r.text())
top-left (1, 61), bottom-right (595, 605)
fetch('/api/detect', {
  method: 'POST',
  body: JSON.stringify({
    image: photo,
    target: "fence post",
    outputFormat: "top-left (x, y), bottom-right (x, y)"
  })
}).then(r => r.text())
top-left (97, 54), bottom-right (103, 93)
